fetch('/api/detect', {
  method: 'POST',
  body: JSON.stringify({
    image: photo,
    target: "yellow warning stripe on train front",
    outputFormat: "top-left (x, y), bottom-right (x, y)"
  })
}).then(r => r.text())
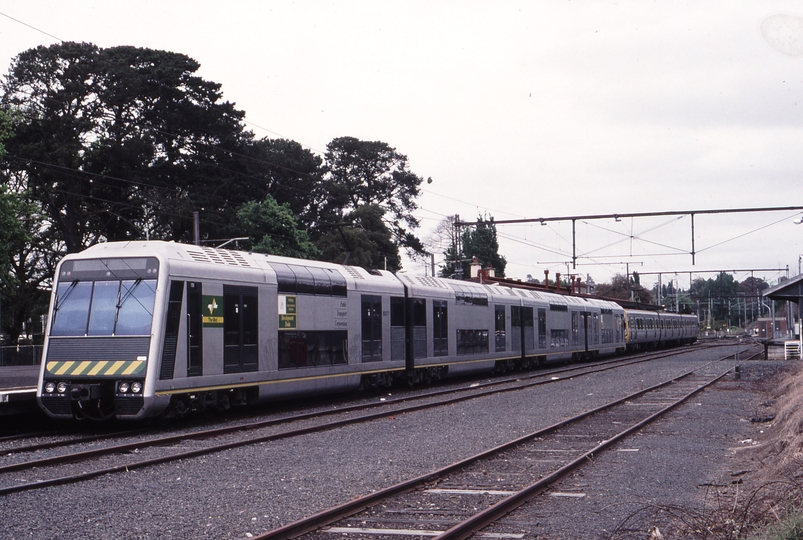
top-left (46, 360), bottom-right (146, 377)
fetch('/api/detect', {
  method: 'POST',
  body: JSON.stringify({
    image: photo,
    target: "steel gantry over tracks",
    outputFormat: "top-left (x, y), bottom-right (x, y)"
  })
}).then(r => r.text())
top-left (455, 205), bottom-right (803, 269)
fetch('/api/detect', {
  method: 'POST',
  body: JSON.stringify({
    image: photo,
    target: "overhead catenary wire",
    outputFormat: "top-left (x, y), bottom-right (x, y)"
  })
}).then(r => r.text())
top-left (0, 10), bottom-right (63, 43)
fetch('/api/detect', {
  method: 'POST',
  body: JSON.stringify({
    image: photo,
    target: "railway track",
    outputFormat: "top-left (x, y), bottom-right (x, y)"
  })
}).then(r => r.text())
top-left (0, 345), bottom-right (743, 497)
top-left (255, 360), bottom-right (737, 539)
top-left (0, 344), bottom-right (707, 458)
top-left (0, 340), bottom-right (732, 447)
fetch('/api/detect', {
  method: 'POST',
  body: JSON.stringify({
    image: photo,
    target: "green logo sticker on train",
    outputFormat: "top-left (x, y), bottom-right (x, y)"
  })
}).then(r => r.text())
top-left (203, 295), bottom-right (224, 327)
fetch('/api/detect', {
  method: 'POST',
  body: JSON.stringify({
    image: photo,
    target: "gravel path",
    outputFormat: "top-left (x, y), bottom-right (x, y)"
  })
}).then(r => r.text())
top-left (0, 343), bottom-right (779, 539)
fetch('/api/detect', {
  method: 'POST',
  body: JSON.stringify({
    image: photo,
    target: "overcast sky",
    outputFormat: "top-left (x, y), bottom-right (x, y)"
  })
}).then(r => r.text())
top-left (2, 1), bottom-right (802, 289)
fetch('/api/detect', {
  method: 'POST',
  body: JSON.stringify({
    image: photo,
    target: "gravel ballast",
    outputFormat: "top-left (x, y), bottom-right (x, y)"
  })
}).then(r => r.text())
top-left (0, 343), bottom-right (784, 539)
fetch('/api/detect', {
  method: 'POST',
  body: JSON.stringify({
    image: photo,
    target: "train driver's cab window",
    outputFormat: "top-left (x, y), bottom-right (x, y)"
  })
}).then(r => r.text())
top-left (51, 279), bottom-right (157, 337)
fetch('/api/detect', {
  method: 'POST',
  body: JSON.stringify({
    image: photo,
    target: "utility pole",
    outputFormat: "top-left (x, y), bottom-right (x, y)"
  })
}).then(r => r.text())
top-left (193, 211), bottom-right (201, 246)
top-left (454, 215), bottom-right (463, 279)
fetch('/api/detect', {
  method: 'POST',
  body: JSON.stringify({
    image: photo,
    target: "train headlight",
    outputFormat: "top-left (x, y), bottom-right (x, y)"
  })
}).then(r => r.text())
top-left (118, 382), bottom-right (130, 393)
top-left (131, 382), bottom-right (143, 394)
top-left (44, 382), bottom-right (56, 393)
top-left (56, 382), bottom-right (69, 394)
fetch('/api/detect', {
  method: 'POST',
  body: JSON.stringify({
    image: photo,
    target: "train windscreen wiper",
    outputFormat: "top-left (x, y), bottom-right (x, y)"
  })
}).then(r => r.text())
top-left (117, 277), bottom-right (144, 311)
top-left (53, 280), bottom-right (80, 312)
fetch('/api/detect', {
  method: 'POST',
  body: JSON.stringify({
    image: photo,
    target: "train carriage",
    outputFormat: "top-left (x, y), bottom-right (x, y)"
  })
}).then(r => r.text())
top-left (624, 309), bottom-right (699, 351)
top-left (591, 298), bottom-right (627, 357)
top-left (660, 312), bottom-right (679, 344)
top-left (505, 288), bottom-right (546, 369)
top-left (37, 241), bottom-right (694, 421)
top-left (624, 309), bottom-right (661, 350)
top-left (657, 312), bottom-right (699, 346)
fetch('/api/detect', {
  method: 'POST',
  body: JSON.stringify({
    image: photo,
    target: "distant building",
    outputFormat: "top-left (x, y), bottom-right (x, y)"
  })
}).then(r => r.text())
top-left (749, 317), bottom-right (787, 339)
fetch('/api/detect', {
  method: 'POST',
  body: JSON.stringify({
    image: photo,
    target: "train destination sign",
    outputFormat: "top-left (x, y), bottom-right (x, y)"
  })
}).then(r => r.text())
top-left (279, 295), bottom-right (297, 329)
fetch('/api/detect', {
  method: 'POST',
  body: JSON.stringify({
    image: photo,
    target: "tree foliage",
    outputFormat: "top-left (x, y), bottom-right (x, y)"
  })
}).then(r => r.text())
top-left (689, 273), bottom-right (739, 303)
top-left (236, 195), bottom-right (319, 259)
top-left (595, 274), bottom-right (654, 304)
top-left (441, 216), bottom-right (507, 279)
top-left (243, 138), bottom-right (324, 228)
top-left (0, 109), bottom-right (10, 157)
top-left (0, 185), bottom-right (54, 344)
top-left (463, 217), bottom-right (506, 277)
top-left (315, 204), bottom-right (400, 271)
top-left (0, 43), bottom-right (431, 340)
top-left (1, 42), bottom-right (252, 252)
top-left (738, 276), bottom-right (769, 296)
top-left (689, 272), bottom-right (763, 325)
top-left (315, 137), bottom-right (424, 267)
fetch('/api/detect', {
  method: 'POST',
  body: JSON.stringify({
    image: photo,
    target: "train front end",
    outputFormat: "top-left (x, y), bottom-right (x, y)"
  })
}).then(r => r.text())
top-left (38, 251), bottom-right (162, 420)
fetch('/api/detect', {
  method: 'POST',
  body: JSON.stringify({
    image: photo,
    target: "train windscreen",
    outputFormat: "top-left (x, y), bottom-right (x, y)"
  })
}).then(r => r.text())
top-left (50, 257), bottom-right (159, 337)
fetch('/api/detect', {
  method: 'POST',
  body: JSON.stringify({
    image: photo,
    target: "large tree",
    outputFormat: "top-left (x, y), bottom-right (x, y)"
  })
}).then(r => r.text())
top-left (0, 188), bottom-right (53, 344)
top-left (0, 108), bottom-right (54, 343)
top-left (441, 216), bottom-right (507, 279)
top-left (315, 136), bottom-right (425, 268)
top-left (236, 194), bottom-right (320, 259)
top-left (1, 42), bottom-right (252, 252)
top-left (0, 110), bottom-right (13, 271)
top-left (243, 137), bottom-right (325, 227)
top-left (689, 272), bottom-right (742, 324)
top-left (315, 204), bottom-right (401, 270)
top-left (595, 274), bottom-right (654, 304)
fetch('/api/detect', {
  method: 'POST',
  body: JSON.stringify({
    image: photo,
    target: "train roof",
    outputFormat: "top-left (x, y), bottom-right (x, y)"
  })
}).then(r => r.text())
top-left (62, 243), bottom-right (659, 315)
top-left (60, 241), bottom-right (404, 290)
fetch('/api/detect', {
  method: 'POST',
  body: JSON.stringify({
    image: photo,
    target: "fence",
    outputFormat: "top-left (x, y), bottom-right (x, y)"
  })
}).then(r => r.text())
top-left (0, 345), bottom-right (43, 367)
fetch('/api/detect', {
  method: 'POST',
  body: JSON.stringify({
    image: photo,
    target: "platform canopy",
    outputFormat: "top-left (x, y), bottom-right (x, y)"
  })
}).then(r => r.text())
top-left (764, 273), bottom-right (803, 303)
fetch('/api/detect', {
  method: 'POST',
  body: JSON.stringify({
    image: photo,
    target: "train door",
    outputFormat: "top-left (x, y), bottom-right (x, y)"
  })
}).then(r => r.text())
top-left (361, 295), bottom-right (383, 362)
top-left (494, 305), bottom-right (506, 352)
top-left (511, 306), bottom-right (522, 352)
top-left (583, 312), bottom-right (590, 352)
top-left (223, 285), bottom-right (258, 373)
top-left (390, 297), bottom-right (405, 362)
top-left (159, 280), bottom-right (184, 380)
top-left (390, 296), bottom-right (427, 365)
top-left (511, 306), bottom-right (534, 352)
top-left (187, 282), bottom-right (203, 376)
top-left (523, 307), bottom-right (534, 350)
top-left (572, 310), bottom-right (590, 353)
top-left (538, 308), bottom-right (547, 348)
top-left (433, 300), bottom-right (448, 356)
top-left (411, 299), bottom-right (427, 359)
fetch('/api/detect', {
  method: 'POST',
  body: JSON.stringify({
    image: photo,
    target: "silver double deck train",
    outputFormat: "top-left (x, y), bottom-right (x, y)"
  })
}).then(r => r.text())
top-left (37, 241), bottom-right (698, 420)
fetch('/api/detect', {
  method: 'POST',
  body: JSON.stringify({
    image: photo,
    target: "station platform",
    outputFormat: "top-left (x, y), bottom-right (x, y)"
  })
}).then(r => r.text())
top-left (0, 365), bottom-right (39, 415)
